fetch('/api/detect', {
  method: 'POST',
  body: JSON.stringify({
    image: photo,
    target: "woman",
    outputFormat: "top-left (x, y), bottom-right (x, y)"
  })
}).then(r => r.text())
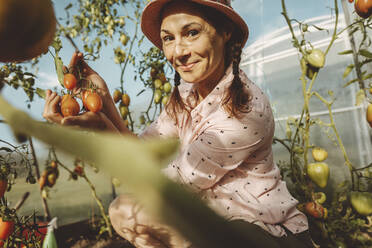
top-left (43, 0), bottom-right (312, 247)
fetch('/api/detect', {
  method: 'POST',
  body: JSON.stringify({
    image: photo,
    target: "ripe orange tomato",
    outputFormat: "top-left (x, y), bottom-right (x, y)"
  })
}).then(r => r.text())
top-left (61, 94), bottom-right (80, 117)
top-left (121, 93), bottom-right (130, 107)
top-left (355, 0), bottom-right (372, 18)
top-left (113, 89), bottom-right (122, 103)
top-left (0, 218), bottom-right (14, 246)
top-left (63, 73), bottom-right (78, 90)
top-left (85, 92), bottom-right (103, 113)
top-left (0, 180), bottom-right (7, 198)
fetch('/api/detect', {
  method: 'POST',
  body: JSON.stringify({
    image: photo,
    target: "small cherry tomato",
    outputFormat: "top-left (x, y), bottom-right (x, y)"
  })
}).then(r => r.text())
top-left (63, 73), bottom-right (78, 90)
top-left (85, 92), bottom-right (103, 113)
top-left (73, 165), bottom-right (84, 176)
top-left (0, 218), bottom-right (14, 246)
top-left (163, 82), bottom-right (172, 93)
top-left (119, 105), bottom-right (129, 119)
top-left (305, 202), bottom-right (325, 219)
top-left (50, 160), bottom-right (57, 169)
top-left (39, 171), bottom-right (48, 190)
top-left (162, 95), bottom-right (170, 105)
top-left (121, 93), bottom-right (130, 107)
top-left (355, 0), bottom-right (372, 18)
top-left (47, 173), bottom-right (57, 187)
top-left (113, 90), bottom-right (122, 103)
top-left (61, 94), bottom-right (80, 117)
top-left (0, 180), bottom-right (7, 198)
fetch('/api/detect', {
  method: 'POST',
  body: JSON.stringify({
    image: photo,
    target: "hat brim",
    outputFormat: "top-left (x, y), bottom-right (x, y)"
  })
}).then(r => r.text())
top-left (141, 0), bottom-right (249, 49)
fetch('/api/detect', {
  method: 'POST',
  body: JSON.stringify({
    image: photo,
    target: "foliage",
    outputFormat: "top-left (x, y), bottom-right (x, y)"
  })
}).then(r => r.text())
top-left (277, 0), bottom-right (372, 247)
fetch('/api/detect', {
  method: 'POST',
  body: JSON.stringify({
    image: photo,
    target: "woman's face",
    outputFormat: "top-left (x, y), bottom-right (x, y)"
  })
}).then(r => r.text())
top-left (160, 2), bottom-right (230, 85)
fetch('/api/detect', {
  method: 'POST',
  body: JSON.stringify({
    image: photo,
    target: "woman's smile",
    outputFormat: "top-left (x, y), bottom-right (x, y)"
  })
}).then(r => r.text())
top-left (178, 62), bottom-right (198, 72)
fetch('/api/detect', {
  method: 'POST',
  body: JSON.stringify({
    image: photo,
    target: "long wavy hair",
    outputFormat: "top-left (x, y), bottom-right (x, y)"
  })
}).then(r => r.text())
top-left (164, 2), bottom-right (251, 124)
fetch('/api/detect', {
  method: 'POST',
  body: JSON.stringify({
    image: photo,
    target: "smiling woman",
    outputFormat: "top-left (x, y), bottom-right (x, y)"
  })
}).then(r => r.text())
top-left (42, 0), bottom-right (312, 247)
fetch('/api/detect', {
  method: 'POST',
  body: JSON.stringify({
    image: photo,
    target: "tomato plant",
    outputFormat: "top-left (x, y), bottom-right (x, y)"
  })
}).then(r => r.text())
top-left (63, 73), bottom-right (78, 90)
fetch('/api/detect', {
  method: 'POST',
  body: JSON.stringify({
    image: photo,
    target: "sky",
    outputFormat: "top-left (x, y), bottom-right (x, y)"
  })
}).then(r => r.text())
top-left (0, 0), bottom-right (346, 147)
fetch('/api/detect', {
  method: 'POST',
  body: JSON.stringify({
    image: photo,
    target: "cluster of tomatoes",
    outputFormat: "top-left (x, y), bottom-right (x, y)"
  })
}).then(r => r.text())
top-left (113, 89), bottom-right (131, 127)
top-left (39, 161), bottom-right (59, 192)
top-left (297, 147), bottom-right (330, 219)
top-left (349, 0), bottom-right (372, 19)
top-left (61, 72), bottom-right (103, 118)
top-left (151, 67), bottom-right (172, 106)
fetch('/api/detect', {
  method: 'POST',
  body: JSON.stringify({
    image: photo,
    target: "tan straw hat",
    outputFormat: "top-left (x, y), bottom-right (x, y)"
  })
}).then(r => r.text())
top-left (141, 0), bottom-right (249, 49)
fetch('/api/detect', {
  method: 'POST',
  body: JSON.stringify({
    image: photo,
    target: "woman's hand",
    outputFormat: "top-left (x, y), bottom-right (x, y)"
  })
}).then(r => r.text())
top-left (61, 111), bottom-right (119, 132)
top-left (68, 52), bottom-right (111, 104)
top-left (43, 90), bottom-right (63, 124)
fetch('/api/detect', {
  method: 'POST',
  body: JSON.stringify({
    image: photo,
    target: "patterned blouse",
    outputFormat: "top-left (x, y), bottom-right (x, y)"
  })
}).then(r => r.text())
top-left (141, 65), bottom-right (308, 237)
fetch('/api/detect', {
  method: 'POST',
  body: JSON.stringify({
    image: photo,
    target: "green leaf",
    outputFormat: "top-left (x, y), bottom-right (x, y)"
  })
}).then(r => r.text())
top-left (359, 49), bottom-right (372, 59)
top-left (338, 50), bottom-right (353, 55)
top-left (343, 78), bottom-right (358, 88)
top-left (343, 64), bottom-right (354, 79)
top-left (54, 55), bottom-right (64, 86)
top-left (362, 73), bottom-right (372, 81)
top-left (35, 88), bottom-right (46, 99)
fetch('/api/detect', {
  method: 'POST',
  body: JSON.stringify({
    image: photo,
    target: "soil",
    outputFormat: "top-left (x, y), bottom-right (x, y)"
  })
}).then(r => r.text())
top-left (55, 219), bottom-right (135, 248)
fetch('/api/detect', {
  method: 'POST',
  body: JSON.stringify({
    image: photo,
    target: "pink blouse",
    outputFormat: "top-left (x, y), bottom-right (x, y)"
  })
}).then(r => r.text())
top-left (141, 66), bottom-right (308, 237)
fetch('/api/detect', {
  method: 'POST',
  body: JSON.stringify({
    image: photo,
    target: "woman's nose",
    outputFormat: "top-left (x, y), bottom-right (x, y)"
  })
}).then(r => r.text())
top-left (174, 40), bottom-right (190, 61)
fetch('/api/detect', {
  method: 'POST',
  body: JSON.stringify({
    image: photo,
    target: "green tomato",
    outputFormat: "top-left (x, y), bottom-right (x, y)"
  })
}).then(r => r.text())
top-left (350, 191), bottom-right (372, 216)
top-left (154, 90), bottom-right (162, 104)
top-left (162, 95), bottom-right (170, 105)
top-left (306, 49), bottom-right (325, 69)
top-left (307, 162), bottom-right (330, 188)
top-left (154, 79), bottom-right (163, 89)
top-left (163, 82), bottom-right (172, 93)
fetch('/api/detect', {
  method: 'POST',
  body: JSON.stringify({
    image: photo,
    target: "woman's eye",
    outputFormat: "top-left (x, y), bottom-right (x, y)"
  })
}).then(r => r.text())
top-left (188, 30), bottom-right (199, 37)
top-left (162, 35), bottom-right (173, 42)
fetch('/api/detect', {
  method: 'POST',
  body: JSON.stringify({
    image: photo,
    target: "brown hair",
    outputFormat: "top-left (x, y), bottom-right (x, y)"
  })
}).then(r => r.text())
top-left (164, 1), bottom-right (251, 124)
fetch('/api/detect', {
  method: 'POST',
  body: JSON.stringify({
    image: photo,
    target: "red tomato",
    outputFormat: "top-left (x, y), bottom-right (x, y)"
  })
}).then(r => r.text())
top-left (85, 92), bottom-right (103, 113)
top-left (0, 180), bottom-right (7, 198)
top-left (355, 0), bottom-right (372, 18)
top-left (73, 165), bottom-right (84, 176)
top-left (0, 218), bottom-right (14, 246)
top-left (63, 73), bottom-right (78, 90)
top-left (61, 94), bottom-right (80, 117)
top-left (349, 0), bottom-right (354, 3)
top-left (305, 202), bottom-right (325, 219)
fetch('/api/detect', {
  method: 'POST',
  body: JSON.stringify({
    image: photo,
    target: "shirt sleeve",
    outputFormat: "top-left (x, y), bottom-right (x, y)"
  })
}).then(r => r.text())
top-left (163, 111), bottom-right (271, 191)
top-left (139, 109), bottom-right (179, 139)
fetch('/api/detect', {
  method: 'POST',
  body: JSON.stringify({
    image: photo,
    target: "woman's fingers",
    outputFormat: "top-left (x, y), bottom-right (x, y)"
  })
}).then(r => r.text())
top-left (61, 111), bottom-right (106, 130)
top-left (43, 90), bottom-right (63, 124)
